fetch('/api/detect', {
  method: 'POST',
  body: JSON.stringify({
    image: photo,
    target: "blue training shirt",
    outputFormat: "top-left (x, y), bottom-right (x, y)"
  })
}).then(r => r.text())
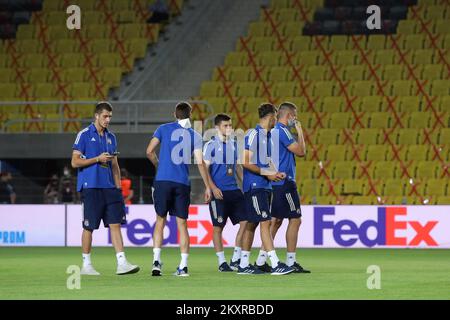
top-left (73, 123), bottom-right (117, 192)
top-left (153, 121), bottom-right (203, 186)
top-left (243, 124), bottom-right (272, 192)
top-left (271, 122), bottom-right (296, 186)
top-left (203, 136), bottom-right (239, 191)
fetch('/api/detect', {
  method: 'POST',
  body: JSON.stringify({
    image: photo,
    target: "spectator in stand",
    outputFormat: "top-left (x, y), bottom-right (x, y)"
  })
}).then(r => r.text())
top-left (147, 0), bottom-right (170, 24)
top-left (0, 172), bottom-right (16, 204)
top-left (59, 166), bottom-right (77, 203)
top-left (44, 174), bottom-right (60, 204)
top-left (120, 168), bottom-right (134, 205)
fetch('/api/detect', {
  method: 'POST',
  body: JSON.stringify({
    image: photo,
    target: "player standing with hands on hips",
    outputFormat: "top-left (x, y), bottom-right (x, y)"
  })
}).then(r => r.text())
top-left (71, 101), bottom-right (140, 276)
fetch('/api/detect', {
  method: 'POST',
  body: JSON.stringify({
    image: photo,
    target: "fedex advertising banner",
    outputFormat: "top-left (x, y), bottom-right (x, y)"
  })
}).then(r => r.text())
top-left (66, 205), bottom-right (450, 249)
top-left (1, 205), bottom-right (449, 248)
top-left (0, 205), bottom-right (65, 246)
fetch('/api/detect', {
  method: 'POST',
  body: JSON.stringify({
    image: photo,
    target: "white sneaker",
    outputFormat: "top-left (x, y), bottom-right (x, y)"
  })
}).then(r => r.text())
top-left (81, 264), bottom-right (100, 276)
top-left (116, 261), bottom-right (140, 275)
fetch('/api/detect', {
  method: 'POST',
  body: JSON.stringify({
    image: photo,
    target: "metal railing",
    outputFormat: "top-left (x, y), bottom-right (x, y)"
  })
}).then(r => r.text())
top-left (0, 99), bottom-right (214, 133)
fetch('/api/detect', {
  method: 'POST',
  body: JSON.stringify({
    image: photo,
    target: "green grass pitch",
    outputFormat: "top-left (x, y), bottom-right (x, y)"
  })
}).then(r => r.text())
top-left (1, 247), bottom-right (449, 300)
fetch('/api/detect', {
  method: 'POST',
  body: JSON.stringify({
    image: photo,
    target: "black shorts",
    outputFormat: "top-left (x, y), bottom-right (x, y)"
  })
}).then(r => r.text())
top-left (153, 181), bottom-right (191, 219)
top-left (81, 188), bottom-right (126, 230)
top-left (209, 189), bottom-right (247, 227)
top-left (271, 180), bottom-right (302, 219)
top-left (244, 188), bottom-right (272, 224)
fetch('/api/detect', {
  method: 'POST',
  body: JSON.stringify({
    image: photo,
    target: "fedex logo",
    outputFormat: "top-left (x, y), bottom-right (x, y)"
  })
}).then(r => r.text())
top-left (314, 207), bottom-right (438, 247)
top-left (187, 206), bottom-right (227, 246)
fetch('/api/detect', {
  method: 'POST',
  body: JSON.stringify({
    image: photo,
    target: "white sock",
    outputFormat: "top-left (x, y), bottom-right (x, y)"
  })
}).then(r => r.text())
top-left (255, 250), bottom-right (268, 266)
top-left (216, 251), bottom-right (226, 266)
top-left (82, 253), bottom-right (91, 267)
top-left (286, 252), bottom-right (296, 267)
top-left (116, 252), bottom-right (126, 265)
top-left (153, 248), bottom-right (161, 263)
top-left (240, 250), bottom-right (250, 268)
top-left (231, 247), bottom-right (241, 262)
top-left (179, 253), bottom-right (189, 269)
top-left (268, 250), bottom-right (280, 267)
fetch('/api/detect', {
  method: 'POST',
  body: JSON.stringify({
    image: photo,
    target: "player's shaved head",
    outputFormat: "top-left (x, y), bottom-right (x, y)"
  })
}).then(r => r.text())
top-left (278, 102), bottom-right (297, 119)
top-left (175, 102), bottom-right (192, 120)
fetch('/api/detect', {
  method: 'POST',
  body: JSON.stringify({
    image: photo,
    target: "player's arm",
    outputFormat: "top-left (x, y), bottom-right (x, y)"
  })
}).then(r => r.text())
top-left (146, 137), bottom-right (160, 169)
top-left (194, 149), bottom-right (212, 203)
top-left (242, 149), bottom-right (284, 181)
top-left (71, 150), bottom-right (112, 169)
top-left (204, 160), bottom-right (223, 200)
top-left (125, 187), bottom-right (134, 203)
top-left (236, 164), bottom-right (244, 185)
top-left (287, 122), bottom-right (306, 157)
top-left (111, 156), bottom-right (121, 189)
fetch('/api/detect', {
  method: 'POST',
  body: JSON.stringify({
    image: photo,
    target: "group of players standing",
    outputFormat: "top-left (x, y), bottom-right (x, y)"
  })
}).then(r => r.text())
top-left (72, 101), bottom-right (310, 276)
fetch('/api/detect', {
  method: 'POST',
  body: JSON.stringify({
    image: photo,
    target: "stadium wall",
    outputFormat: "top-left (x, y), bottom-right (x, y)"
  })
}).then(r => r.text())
top-left (1, 205), bottom-right (449, 248)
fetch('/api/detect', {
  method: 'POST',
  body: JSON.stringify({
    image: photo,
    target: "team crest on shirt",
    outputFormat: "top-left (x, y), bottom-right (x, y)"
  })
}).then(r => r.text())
top-left (297, 208), bottom-right (301, 214)
top-left (261, 211), bottom-right (268, 218)
top-left (84, 220), bottom-right (89, 227)
top-left (107, 139), bottom-right (112, 144)
top-left (217, 216), bottom-right (223, 223)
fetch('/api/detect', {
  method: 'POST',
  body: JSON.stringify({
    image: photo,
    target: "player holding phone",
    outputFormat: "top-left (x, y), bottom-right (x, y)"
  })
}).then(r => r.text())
top-left (71, 101), bottom-right (139, 276)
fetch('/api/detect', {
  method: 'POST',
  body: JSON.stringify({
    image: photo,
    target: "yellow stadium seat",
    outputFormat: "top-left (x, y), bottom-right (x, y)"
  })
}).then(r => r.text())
top-left (273, 82), bottom-right (296, 97)
top-left (413, 49), bottom-right (434, 65)
top-left (334, 50), bottom-right (358, 65)
top-left (27, 68), bottom-right (50, 83)
top-left (252, 37), bottom-right (276, 52)
top-left (374, 49), bottom-right (395, 65)
top-left (63, 67), bottom-right (88, 83)
top-left (425, 179), bottom-right (447, 196)
top-left (403, 34), bottom-right (428, 50)
top-left (16, 24), bottom-right (36, 39)
top-left (274, 8), bottom-right (299, 22)
top-left (248, 22), bottom-right (270, 37)
top-left (356, 128), bottom-right (380, 144)
top-left (100, 68), bottom-right (123, 88)
top-left (224, 52), bottom-right (246, 66)
top-left (112, 0), bottom-right (131, 11)
top-left (369, 112), bottom-right (391, 128)
top-left (258, 51), bottom-right (283, 66)
top-left (406, 145), bottom-right (429, 161)
top-left (282, 22), bottom-right (304, 37)
top-left (397, 20), bottom-right (418, 35)
top-left (0, 83), bottom-right (17, 98)
top-left (397, 128), bottom-right (419, 145)
top-left (236, 82), bottom-right (260, 97)
top-left (17, 39), bottom-right (42, 53)
top-left (421, 64), bottom-right (443, 80)
top-left (33, 83), bottom-right (55, 99)
top-left (315, 196), bottom-right (336, 205)
top-left (434, 19), bottom-right (450, 35)
top-left (436, 196), bottom-right (450, 204)
top-left (305, 65), bottom-right (328, 81)
top-left (425, 5), bottom-right (446, 20)
top-left (296, 51), bottom-right (319, 66)
top-left (382, 65), bottom-right (405, 81)
top-left (69, 82), bottom-right (92, 99)
top-left (90, 39), bottom-right (113, 53)
top-left (117, 10), bottom-right (139, 24)
top-left (85, 25), bottom-right (110, 39)
top-left (20, 53), bottom-right (47, 68)
top-left (296, 161), bottom-right (317, 180)
top-left (289, 36), bottom-right (311, 51)
top-left (47, 25), bottom-right (70, 41)
top-left (53, 39), bottom-right (77, 54)
top-left (59, 53), bottom-right (82, 68)
top-left (366, 145), bottom-right (389, 161)
top-left (365, 35), bottom-right (386, 50)
top-left (351, 81), bottom-right (374, 96)
top-left (342, 179), bottom-right (365, 195)
top-left (312, 81), bottom-right (334, 96)
top-left (415, 161), bottom-right (439, 179)
top-left (374, 161), bottom-right (399, 179)
top-left (44, 12), bottom-right (66, 25)
top-left (438, 128), bottom-right (450, 144)
top-left (83, 11), bottom-right (105, 25)
top-left (343, 65), bottom-right (366, 81)
top-left (118, 24), bottom-right (141, 39)
top-left (0, 68), bottom-right (14, 83)
top-left (383, 179), bottom-right (405, 196)
top-left (398, 96), bottom-right (421, 112)
top-left (358, 96), bottom-right (382, 112)
top-left (96, 53), bottom-right (121, 68)
top-left (316, 128), bottom-right (340, 145)
top-left (38, 104), bottom-right (58, 115)
top-left (326, 145), bottom-right (348, 161)
top-left (328, 112), bottom-right (350, 129)
top-left (125, 38), bottom-right (148, 59)
top-left (200, 81), bottom-right (223, 97)
top-left (408, 111), bottom-right (431, 129)
top-left (268, 67), bottom-right (291, 82)
top-left (390, 80), bottom-right (414, 96)
top-left (300, 179), bottom-right (323, 197)
top-left (430, 80), bottom-right (450, 96)
top-left (328, 35), bottom-right (348, 51)
top-left (321, 97), bottom-right (344, 113)
top-left (42, 0), bottom-right (64, 10)
top-left (352, 196), bottom-right (377, 205)
top-left (332, 161), bottom-right (354, 179)
top-left (212, 67), bottom-right (231, 81)
top-left (441, 34), bottom-right (450, 49)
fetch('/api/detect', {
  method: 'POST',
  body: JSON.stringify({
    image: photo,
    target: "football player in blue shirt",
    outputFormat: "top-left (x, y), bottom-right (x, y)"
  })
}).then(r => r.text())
top-left (255, 102), bottom-right (311, 274)
top-left (146, 102), bottom-right (212, 277)
top-left (238, 103), bottom-right (295, 275)
top-left (203, 114), bottom-right (247, 272)
top-left (72, 101), bottom-right (140, 276)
